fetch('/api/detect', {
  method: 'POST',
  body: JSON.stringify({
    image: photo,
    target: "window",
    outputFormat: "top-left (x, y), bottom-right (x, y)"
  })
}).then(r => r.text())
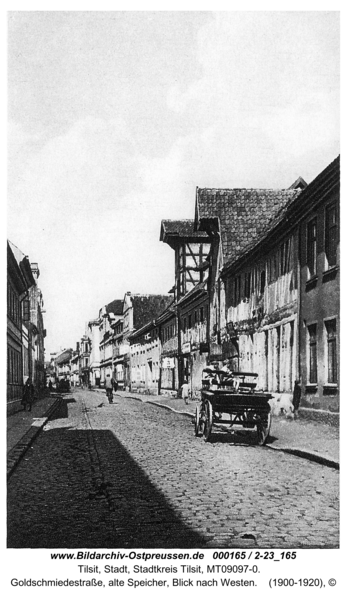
top-left (188, 314), bottom-right (192, 329)
top-left (308, 324), bottom-right (317, 384)
top-left (260, 271), bottom-right (266, 294)
top-left (234, 275), bottom-right (241, 305)
top-left (280, 240), bottom-right (290, 275)
top-left (253, 268), bottom-right (258, 293)
top-left (325, 205), bottom-right (337, 268)
top-left (244, 272), bottom-right (251, 299)
top-left (325, 319), bottom-right (337, 383)
top-left (307, 218), bottom-right (317, 278)
top-left (200, 307), bottom-right (204, 322)
top-left (7, 284), bottom-right (21, 327)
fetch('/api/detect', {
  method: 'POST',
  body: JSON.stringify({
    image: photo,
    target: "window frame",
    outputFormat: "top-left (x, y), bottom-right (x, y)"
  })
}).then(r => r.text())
top-left (307, 217), bottom-right (317, 279)
top-left (325, 203), bottom-right (338, 270)
top-left (307, 322), bottom-right (318, 384)
top-left (324, 317), bottom-right (338, 384)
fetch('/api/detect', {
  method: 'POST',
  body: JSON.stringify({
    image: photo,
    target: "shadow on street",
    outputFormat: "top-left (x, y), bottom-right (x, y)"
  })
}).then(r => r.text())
top-left (7, 426), bottom-right (207, 549)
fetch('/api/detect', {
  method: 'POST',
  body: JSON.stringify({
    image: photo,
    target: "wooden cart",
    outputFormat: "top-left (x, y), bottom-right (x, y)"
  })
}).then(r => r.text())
top-left (195, 369), bottom-right (273, 445)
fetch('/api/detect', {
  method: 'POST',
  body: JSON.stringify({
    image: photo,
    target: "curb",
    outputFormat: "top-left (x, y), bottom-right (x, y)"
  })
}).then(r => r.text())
top-left (128, 395), bottom-right (340, 470)
top-left (265, 444), bottom-right (339, 470)
top-left (7, 397), bottom-right (63, 480)
top-left (81, 389), bottom-right (341, 470)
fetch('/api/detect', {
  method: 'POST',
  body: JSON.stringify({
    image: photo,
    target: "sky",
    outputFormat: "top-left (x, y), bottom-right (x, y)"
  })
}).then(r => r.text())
top-left (7, 11), bottom-right (340, 356)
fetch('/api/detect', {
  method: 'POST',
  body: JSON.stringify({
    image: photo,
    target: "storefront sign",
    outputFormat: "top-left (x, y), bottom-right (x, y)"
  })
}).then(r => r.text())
top-left (162, 357), bottom-right (175, 369)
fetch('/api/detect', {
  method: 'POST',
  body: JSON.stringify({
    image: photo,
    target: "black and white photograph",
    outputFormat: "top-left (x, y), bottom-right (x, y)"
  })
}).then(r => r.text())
top-left (5, 4), bottom-right (342, 594)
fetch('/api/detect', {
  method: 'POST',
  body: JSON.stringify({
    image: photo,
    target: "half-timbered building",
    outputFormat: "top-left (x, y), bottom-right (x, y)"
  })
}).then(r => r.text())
top-left (220, 185), bottom-right (305, 395)
top-left (160, 220), bottom-right (210, 391)
top-left (194, 185), bottom-right (303, 370)
top-left (176, 282), bottom-right (209, 398)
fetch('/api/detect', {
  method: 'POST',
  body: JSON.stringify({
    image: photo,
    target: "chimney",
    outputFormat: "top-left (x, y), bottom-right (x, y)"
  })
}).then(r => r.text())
top-left (30, 263), bottom-right (40, 280)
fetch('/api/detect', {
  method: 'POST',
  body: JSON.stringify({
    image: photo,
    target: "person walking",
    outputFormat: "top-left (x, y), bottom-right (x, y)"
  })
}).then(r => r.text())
top-left (21, 378), bottom-right (34, 412)
top-left (105, 374), bottom-right (114, 404)
top-left (292, 379), bottom-right (301, 418)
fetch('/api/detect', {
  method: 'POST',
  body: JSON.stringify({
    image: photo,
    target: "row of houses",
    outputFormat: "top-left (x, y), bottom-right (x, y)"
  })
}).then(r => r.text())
top-left (55, 155), bottom-right (339, 413)
top-left (7, 241), bottom-right (46, 414)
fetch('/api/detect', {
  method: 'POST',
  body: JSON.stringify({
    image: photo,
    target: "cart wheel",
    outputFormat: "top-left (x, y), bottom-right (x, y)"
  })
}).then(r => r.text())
top-left (194, 405), bottom-right (203, 437)
top-left (257, 411), bottom-right (272, 445)
top-left (203, 400), bottom-right (213, 442)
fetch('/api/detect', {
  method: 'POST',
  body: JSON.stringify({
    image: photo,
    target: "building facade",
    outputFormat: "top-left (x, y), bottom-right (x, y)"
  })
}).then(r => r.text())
top-left (157, 303), bottom-right (178, 396)
top-left (99, 299), bottom-right (123, 385)
top-left (160, 220), bottom-right (210, 392)
top-left (194, 185), bottom-right (302, 368)
top-left (7, 241), bottom-right (35, 414)
top-left (298, 157), bottom-right (339, 410)
top-left (27, 263), bottom-right (46, 391)
top-left (221, 216), bottom-right (301, 395)
top-left (122, 293), bottom-right (172, 391)
top-left (54, 349), bottom-right (73, 381)
top-left (88, 317), bottom-right (102, 387)
top-left (79, 334), bottom-right (91, 387)
top-left (177, 282), bottom-right (209, 398)
top-left (129, 321), bottom-right (161, 394)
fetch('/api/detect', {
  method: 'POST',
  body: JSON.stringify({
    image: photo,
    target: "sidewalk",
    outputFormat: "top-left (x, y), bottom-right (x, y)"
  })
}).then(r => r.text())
top-left (7, 393), bottom-right (62, 478)
top-left (109, 389), bottom-right (339, 469)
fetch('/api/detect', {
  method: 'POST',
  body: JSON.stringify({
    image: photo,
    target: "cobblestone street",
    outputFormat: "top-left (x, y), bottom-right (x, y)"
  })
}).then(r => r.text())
top-left (7, 390), bottom-right (339, 549)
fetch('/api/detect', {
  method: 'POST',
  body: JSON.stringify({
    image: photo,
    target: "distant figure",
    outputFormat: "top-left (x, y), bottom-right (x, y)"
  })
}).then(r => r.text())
top-left (48, 380), bottom-right (53, 392)
top-left (105, 375), bottom-right (114, 404)
top-left (293, 379), bottom-right (301, 417)
top-left (113, 378), bottom-right (118, 392)
top-left (181, 382), bottom-right (190, 404)
top-left (22, 378), bottom-right (34, 412)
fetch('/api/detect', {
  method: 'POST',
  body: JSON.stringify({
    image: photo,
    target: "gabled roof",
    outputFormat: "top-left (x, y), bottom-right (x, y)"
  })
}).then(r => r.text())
top-left (176, 281), bottom-right (207, 307)
top-left (106, 299), bottom-right (123, 316)
top-left (55, 348), bottom-right (73, 365)
top-left (221, 156), bottom-right (339, 276)
top-left (155, 299), bottom-right (176, 325)
top-left (7, 240), bottom-right (36, 292)
top-left (195, 187), bottom-right (300, 265)
top-left (131, 294), bottom-right (173, 331)
top-left (128, 319), bottom-right (156, 341)
top-left (160, 219), bottom-right (209, 248)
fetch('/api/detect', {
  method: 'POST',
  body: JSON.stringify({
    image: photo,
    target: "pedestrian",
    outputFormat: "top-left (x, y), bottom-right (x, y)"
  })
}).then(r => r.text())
top-left (21, 377), bottom-right (34, 412)
top-left (113, 377), bottom-right (118, 393)
top-left (292, 379), bottom-right (301, 418)
top-left (181, 381), bottom-right (190, 404)
top-left (105, 374), bottom-right (114, 404)
top-left (48, 380), bottom-right (53, 392)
